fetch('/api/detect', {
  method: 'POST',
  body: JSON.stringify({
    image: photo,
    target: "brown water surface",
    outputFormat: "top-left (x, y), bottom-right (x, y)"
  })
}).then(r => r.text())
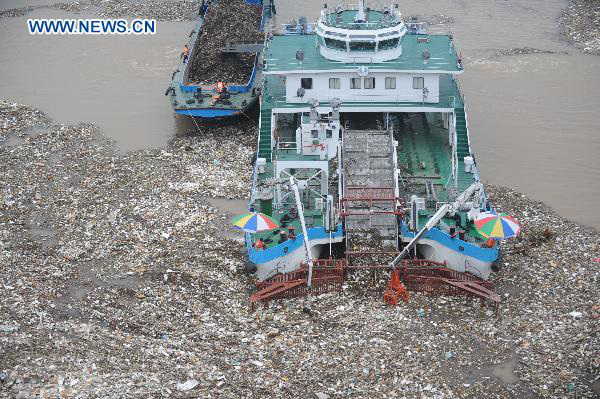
top-left (0, 6), bottom-right (196, 151)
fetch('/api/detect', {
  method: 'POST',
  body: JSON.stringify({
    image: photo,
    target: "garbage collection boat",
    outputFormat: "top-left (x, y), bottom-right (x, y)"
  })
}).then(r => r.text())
top-left (166, 0), bottom-right (268, 118)
top-left (245, 0), bottom-right (499, 282)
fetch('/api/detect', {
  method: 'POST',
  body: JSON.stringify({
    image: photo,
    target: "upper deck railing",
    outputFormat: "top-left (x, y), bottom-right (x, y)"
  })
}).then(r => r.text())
top-left (320, 3), bottom-right (403, 31)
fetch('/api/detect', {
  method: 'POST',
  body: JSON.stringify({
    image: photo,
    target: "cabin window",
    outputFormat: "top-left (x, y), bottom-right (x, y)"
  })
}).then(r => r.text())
top-left (324, 38), bottom-right (347, 51)
top-left (329, 78), bottom-right (341, 89)
top-left (349, 41), bottom-right (376, 52)
top-left (385, 77), bottom-right (396, 89)
top-left (378, 38), bottom-right (399, 51)
top-left (326, 129), bottom-right (333, 138)
top-left (364, 77), bottom-right (375, 89)
top-left (413, 77), bottom-right (424, 89)
top-left (350, 77), bottom-right (361, 89)
top-left (311, 129), bottom-right (319, 138)
top-left (301, 78), bottom-right (313, 89)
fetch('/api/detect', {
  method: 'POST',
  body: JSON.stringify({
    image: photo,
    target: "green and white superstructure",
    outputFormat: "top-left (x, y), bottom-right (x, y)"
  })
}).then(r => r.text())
top-left (246, 1), bottom-right (499, 281)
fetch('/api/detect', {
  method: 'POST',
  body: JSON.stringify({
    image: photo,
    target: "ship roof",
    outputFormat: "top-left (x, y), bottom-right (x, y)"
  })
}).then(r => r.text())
top-left (320, 9), bottom-right (403, 30)
top-left (263, 34), bottom-right (462, 74)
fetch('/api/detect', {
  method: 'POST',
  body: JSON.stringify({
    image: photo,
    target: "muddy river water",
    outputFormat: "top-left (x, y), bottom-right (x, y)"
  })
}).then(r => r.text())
top-left (1, 0), bottom-right (599, 230)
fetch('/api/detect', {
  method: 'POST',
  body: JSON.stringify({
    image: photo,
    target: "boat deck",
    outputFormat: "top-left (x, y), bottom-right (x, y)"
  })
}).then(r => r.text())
top-left (168, 7), bottom-right (264, 117)
top-left (263, 34), bottom-right (462, 74)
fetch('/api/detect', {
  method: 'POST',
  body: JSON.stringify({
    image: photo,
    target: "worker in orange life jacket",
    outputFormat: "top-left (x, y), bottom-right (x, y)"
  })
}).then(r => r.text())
top-left (181, 45), bottom-right (190, 64)
top-left (217, 80), bottom-right (226, 93)
top-left (253, 238), bottom-right (265, 250)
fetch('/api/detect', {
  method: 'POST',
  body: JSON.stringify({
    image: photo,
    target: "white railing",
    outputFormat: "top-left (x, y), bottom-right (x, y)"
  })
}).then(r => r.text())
top-left (278, 94), bottom-right (444, 106)
top-left (453, 112), bottom-right (458, 187)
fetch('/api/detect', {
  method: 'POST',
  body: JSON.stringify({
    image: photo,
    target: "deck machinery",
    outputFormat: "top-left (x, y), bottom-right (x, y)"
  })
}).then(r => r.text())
top-left (246, 0), bottom-right (501, 308)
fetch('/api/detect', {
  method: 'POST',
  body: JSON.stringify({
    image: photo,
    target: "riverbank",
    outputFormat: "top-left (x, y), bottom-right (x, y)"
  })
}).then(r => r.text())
top-left (560, 0), bottom-right (600, 55)
top-left (1, 101), bottom-right (598, 398)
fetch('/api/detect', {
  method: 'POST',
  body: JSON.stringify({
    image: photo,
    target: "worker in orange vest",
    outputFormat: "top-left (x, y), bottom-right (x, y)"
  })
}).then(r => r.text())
top-left (181, 45), bottom-right (190, 64)
top-left (254, 238), bottom-right (265, 250)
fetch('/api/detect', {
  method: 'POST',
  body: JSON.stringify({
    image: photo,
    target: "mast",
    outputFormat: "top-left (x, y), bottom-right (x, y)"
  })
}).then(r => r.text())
top-left (355, 0), bottom-right (366, 22)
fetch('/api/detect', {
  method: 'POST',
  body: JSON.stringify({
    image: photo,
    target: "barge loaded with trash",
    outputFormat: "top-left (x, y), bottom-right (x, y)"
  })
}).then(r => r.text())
top-left (236, 0), bottom-right (521, 308)
top-left (166, 0), bottom-right (268, 118)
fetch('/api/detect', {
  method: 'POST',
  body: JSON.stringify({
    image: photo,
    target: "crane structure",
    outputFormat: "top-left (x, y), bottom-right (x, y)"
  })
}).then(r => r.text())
top-left (257, 176), bottom-right (319, 289)
top-left (390, 181), bottom-right (483, 269)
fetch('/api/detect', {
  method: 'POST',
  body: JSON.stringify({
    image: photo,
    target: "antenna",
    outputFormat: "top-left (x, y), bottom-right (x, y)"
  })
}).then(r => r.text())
top-left (355, 0), bottom-right (366, 22)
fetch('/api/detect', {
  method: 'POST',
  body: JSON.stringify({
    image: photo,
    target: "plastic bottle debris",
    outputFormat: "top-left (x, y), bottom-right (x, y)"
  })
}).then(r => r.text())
top-left (1, 325), bottom-right (19, 334)
top-left (566, 383), bottom-right (575, 392)
top-left (569, 311), bottom-right (583, 320)
top-left (176, 379), bottom-right (199, 391)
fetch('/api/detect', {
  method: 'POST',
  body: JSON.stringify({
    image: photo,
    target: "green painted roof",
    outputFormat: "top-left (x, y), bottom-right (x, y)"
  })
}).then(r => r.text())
top-left (264, 34), bottom-right (462, 74)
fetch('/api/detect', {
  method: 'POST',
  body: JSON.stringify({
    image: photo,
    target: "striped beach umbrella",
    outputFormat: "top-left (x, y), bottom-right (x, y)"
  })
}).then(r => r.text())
top-left (232, 212), bottom-right (279, 233)
top-left (475, 211), bottom-right (520, 240)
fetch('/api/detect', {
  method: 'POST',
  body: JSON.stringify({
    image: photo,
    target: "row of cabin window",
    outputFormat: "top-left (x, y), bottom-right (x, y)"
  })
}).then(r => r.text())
top-left (323, 37), bottom-right (400, 52)
top-left (300, 77), bottom-right (425, 90)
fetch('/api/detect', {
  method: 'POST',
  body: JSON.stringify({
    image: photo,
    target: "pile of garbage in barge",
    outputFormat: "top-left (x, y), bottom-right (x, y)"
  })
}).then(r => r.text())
top-left (188, 0), bottom-right (263, 85)
top-left (0, 101), bottom-right (598, 398)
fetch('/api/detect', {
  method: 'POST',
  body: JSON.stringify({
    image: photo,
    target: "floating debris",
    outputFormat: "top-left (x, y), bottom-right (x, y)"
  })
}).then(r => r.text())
top-left (94, 0), bottom-right (199, 21)
top-left (0, 98), bottom-right (598, 397)
top-left (560, 0), bottom-right (600, 55)
top-left (0, 101), bottom-right (50, 137)
top-left (1, 1), bottom-right (198, 21)
top-left (0, 7), bottom-right (34, 18)
top-left (492, 47), bottom-right (565, 57)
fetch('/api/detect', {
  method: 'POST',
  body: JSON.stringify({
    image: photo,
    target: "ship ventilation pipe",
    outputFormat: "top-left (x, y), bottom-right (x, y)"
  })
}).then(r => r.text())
top-left (331, 98), bottom-right (342, 121)
top-left (296, 49), bottom-right (304, 64)
top-left (308, 98), bottom-right (319, 122)
top-left (422, 49), bottom-right (430, 64)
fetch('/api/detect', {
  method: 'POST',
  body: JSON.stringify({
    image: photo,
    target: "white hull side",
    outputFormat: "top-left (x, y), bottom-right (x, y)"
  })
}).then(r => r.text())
top-left (407, 238), bottom-right (493, 280)
top-left (255, 237), bottom-right (341, 281)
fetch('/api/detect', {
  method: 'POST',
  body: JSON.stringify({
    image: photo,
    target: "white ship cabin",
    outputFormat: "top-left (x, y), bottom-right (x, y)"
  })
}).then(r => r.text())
top-left (262, 0), bottom-right (463, 108)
